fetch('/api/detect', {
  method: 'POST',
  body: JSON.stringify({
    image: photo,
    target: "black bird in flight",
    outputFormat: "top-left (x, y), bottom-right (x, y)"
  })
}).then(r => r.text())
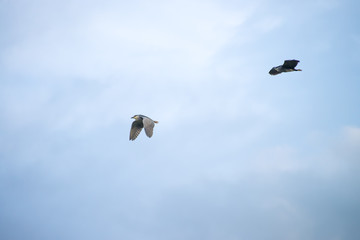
top-left (269, 60), bottom-right (302, 75)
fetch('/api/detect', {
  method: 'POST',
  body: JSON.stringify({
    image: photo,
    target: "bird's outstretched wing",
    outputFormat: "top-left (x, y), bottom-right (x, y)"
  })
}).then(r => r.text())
top-left (130, 120), bottom-right (144, 140)
top-left (283, 60), bottom-right (299, 69)
top-left (143, 117), bottom-right (155, 138)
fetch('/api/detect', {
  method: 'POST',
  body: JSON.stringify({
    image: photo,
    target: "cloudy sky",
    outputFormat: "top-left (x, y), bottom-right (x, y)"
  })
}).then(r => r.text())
top-left (1, 0), bottom-right (360, 239)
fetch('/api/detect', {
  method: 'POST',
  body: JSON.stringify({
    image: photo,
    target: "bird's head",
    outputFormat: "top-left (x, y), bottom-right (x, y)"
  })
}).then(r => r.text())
top-left (131, 115), bottom-right (140, 120)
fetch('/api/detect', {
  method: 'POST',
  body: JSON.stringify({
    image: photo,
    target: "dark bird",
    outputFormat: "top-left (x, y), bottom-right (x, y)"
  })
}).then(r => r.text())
top-left (129, 114), bottom-right (158, 141)
top-left (269, 59), bottom-right (302, 75)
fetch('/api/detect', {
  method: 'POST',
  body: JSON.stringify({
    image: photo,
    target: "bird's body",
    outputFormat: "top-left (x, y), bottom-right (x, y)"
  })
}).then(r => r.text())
top-left (129, 114), bottom-right (158, 141)
top-left (269, 59), bottom-right (302, 75)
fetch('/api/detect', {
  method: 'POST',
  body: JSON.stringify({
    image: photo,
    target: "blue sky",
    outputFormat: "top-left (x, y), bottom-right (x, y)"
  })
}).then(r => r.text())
top-left (1, 0), bottom-right (360, 239)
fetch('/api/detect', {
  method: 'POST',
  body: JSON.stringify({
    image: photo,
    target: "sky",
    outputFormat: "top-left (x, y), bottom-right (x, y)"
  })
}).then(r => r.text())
top-left (0, 0), bottom-right (360, 239)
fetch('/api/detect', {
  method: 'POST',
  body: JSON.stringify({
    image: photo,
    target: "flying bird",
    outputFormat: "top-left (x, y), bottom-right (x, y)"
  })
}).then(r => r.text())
top-left (269, 59), bottom-right (302, 75)
top-left (129, 115), bottom-right (158, 141)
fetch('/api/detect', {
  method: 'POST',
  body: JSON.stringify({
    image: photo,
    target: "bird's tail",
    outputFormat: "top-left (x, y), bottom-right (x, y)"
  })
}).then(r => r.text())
top-left (297, 69), bottom-right (302, 71)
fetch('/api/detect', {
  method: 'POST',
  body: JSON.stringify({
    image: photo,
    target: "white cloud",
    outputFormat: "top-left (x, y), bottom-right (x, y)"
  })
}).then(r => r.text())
top-left (2, 0), bottom-right (249, 82)
top-left (341, 126), bottom-right (360, 146)
top-left (1, 0), bottom-right (276, 132)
